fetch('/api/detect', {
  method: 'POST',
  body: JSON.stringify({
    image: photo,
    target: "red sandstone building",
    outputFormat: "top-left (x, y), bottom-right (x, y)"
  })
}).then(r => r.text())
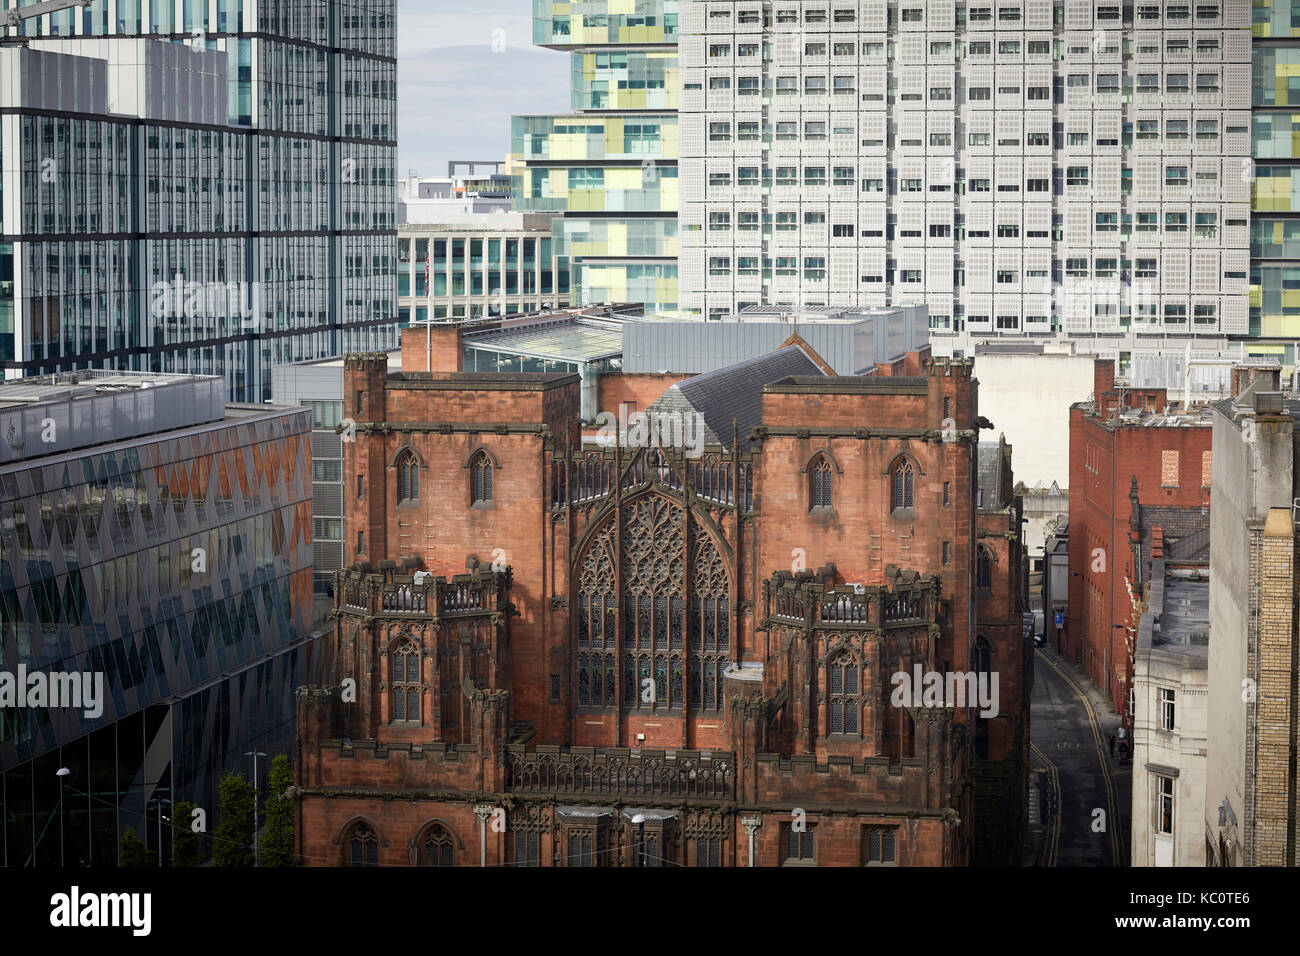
top-left (1066, 360), bottom-right (1212, 722)
top-left (295, 327), bottom-right (1029, 866)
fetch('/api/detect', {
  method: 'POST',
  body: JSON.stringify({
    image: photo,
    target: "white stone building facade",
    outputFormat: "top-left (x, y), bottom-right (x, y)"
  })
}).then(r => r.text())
top-left (677, 0), bottom-right (1252, 357)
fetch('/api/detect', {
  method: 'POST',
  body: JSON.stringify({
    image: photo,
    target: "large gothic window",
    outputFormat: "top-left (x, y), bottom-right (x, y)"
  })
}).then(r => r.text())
top-left (472, 451), bottom-right (494, 504)
top-left (391, 640), bottom-right (420, 723)
top-left (892, 459), bottom-right (915, 511)
top-left (827, 651), bottom-right (861, 735)
top-left (347, 822), bottom-right (378, 866)
top-left (397, 450), bottom-right (419, 503)
top-left (575, 490), bottom-right (731, 712)
top-left (419, 824), bottom-right (454, 866)
top-left (809, 455), bottom-right (833, 511)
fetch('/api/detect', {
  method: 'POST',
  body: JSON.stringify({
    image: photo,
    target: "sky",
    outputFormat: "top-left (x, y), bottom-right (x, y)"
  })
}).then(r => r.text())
top-left (397, 0), bottom-right (570, 179)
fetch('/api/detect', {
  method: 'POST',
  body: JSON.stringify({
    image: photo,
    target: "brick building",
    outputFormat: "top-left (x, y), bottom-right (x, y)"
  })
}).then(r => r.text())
top-left (1066, 360), bottom-right (1213, 723)
top-left (295, 327), bottom-right (1029, 867)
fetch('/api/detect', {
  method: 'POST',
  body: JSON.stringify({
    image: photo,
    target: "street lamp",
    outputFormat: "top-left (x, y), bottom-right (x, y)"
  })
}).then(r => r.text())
top-left (148, 797), bottom-right (172, 867)
top-left (55, 767), bottom-right (70, 867)
top-left (630, 814), bottom-right (646, 868)
top-left (245, 751), bottom-right (267, 866)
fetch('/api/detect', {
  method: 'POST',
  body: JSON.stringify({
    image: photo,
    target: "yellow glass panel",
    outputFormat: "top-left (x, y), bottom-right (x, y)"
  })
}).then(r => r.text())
top-left (1283, 289), bottom-right (1300, 309)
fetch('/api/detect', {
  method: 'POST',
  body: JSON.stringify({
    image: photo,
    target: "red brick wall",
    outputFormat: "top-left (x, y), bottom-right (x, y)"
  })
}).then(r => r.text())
top-left (1067, 407), bottom-right (1211, 712)
top-left (400, 323), bottom-right (462, 374)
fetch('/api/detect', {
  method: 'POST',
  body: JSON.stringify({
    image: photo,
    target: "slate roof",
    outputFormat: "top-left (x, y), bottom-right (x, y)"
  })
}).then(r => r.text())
top-left (646, 345), bottom-right (825, 451)
top-left (977, 441), bottom-right (1013, 509)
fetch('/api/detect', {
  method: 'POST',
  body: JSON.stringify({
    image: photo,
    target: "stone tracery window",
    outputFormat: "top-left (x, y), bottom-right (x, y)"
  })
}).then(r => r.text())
top-left (575, 488), bottom-right (731, 712)
top-left (827, 650), bottom-right (861, 735)
top-left (347, 822), bottom-right (378, 866)
top-left (471, 451), bottom-right (494, 504)
top-left (892, 458), bottom-right (915, 510)
top-left (418, 823), bottom-right (454, 866)
top-left (809, 454), bottom-right (833, 510)
top-left (391, 639), bottom-right (420, 723)
top-left (397, 449), bottom-right (419, 503)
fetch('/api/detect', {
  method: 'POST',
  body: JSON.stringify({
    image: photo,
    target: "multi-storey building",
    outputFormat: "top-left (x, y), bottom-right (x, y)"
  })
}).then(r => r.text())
top-left (294, 325), bottom-right (1030, 866)
top-left (0, 371), bottom-right (318, 866)
top-left (1131, 557), bottom-right (1209, 867)
top-left (397, 217), bottom-right (570, 323)
top-left (1066, 359), bottom-right (1212, 722)
top-left (513, 1), bottom-right (681, 316)
top-left (1249, 0), bottom-right (1300, 376)
top-left (1205, 367), bottom-right (1300, 866)
top-left (0, 0), bottom-right (398, 403)
top-left (677, 0), bottom-right (1253, 358)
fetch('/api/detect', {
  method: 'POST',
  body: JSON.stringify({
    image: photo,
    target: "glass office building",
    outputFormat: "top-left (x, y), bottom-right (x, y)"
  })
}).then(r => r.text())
top-left (0, 0), bottom-right (398, 404)
top-left (0, 370), bottom-right (318, 865)
top-left (513, 1), bottom-right (680, 316)
top-left (1252, 0), bottom-right (1300, 371)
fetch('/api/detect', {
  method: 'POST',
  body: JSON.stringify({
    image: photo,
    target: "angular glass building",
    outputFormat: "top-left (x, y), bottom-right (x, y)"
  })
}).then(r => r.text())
top-left (513, 1), bottom-right (680, 316)
top-left (0, 371), bottom-right (317, 866)
top-left (0, 0), bottom-right (398, 404)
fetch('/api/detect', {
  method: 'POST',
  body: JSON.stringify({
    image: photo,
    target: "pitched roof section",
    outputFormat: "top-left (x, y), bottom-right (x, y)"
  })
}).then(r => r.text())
top-left (646, 344), bottom-right (826, 451)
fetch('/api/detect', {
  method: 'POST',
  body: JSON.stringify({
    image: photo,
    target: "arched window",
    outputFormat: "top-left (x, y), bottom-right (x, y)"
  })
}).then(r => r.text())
top-left (977, 546), bottom-right (993, 590)
top-left (827, 651), bottom-right (860, 735)
top-left (809, 455), bottom-right (833, 511)
top-left (472, 451), bottom-right (494, 504)
top-left (419, 824), bottom-right (454, 866)
top-left (892, 459), bottom-right (915, 510)
top-left (397, 450), bottom-right (419, 503)
top-left (391, 640), bottom-right (420, 723)
top-left (347, 822), bottom-right (378, 866)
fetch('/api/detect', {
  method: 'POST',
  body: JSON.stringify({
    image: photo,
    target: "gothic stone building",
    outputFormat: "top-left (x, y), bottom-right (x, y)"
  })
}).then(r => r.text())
top-left (295, 326), bottom-right (1029, 867)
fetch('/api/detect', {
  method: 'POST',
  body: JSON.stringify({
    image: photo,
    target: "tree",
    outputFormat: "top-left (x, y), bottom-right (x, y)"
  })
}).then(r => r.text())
top-left (213, 771), bottom-right (256, 867)
top-left (261, 755), bottom-right (296, 867)
top-left (171, 801), bottom-right (204, 867)
top-left (119, 829), bottom-right (152, 867)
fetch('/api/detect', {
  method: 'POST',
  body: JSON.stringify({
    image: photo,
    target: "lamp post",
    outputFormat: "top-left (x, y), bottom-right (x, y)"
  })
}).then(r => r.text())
top-left (55, 767), bottom-right (70, 866)
top-left (149, 797), bottom-right (172, 866)
top-left (245, 751), bottom-right (266, 866)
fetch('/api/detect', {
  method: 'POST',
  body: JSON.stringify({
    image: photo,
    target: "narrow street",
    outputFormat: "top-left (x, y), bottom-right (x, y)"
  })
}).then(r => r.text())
top-left (1025, 646), bottom-right (1132, 867)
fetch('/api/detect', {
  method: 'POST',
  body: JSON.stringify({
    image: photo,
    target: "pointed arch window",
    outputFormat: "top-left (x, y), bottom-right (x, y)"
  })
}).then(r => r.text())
top-left (827, 651), bottom-right (861, 735)
top-left (347, 822), bottom-right (378, 867)
top-left (419, 824), bottom-right (454, 866)
top-left (977, 546), bottom-right (993, 590)
top-left (809, 455), bottom-right (833, 511)
top-left (391, 640), bottom-right (421, 723)
top-left (472, 451), bottom-right (494, 504)
top-left (892, 459), bottom-right (915, 511)
top-left (397, 450), bottom-right (419, 503)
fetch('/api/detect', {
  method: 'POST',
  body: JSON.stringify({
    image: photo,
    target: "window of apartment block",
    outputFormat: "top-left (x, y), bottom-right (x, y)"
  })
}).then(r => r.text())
top-left (1160, 688), bottom-right (1176, 731)
top-left (1161, 450), bottom-right (1180, 487)
top-left (1156, 776), bottom-right (1174, 835)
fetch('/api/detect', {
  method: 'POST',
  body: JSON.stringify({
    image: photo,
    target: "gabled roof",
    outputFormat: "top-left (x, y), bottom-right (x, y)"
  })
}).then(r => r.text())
top-left (646, 344), bottom-right (826, 451)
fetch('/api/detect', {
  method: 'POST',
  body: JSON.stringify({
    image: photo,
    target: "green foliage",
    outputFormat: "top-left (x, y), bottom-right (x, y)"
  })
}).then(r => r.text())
top-left (261, 755), bottom-right (296, 867)
top-left (171, 800), bottom-right (204, 867)
top-left (119, 828), bottom-right (153, 867)
top-left (213, 771), bottom-right (256, 868)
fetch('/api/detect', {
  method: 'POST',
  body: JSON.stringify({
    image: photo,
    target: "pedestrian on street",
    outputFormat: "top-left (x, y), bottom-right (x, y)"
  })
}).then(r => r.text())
top-left (1107, 733), bottom-right (1115, 757)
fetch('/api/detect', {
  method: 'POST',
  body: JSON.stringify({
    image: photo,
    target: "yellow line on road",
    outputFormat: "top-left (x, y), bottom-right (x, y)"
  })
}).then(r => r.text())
top-left (1036, 649), bottom-right (1124, 866)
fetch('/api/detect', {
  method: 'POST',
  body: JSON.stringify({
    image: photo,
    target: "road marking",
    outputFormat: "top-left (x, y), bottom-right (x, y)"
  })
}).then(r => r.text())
top-left (1030, 742), bottom-right (1061, 867)
top-left (1035, 649), bottom-right (1125, 866)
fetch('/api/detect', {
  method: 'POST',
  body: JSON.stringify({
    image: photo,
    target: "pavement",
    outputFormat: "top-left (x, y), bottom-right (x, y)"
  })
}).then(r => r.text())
top-left (1024, 645), bottom-right (1132, 867)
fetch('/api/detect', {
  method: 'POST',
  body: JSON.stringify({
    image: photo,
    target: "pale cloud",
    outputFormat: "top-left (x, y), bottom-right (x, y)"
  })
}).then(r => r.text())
top-left (397, 0), bottom-right (569, 177)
